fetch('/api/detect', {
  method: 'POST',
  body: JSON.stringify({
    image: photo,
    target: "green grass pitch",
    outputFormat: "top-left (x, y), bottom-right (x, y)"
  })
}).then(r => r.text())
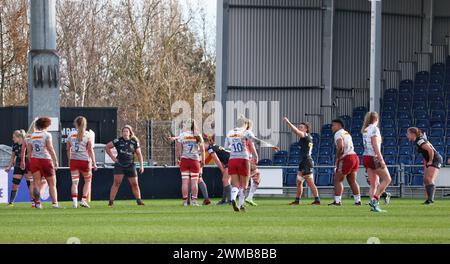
top-left (0, 198), bottom-right (449, 244)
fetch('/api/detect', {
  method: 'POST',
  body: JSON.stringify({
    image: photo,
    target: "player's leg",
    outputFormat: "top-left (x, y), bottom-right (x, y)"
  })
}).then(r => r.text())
top-left (80, 170), bottom-right (92, 208)
top-left (246, 169), bottom-right (260, 206)
top-left (230, 173), bottom-right (240, 211)
top-left (374, 167), bottom-right (391, 200)
top-left (290, 172), bottom-right (304, 205)
top-left (330, 171), bottom-right (345, 206)
top-left (109, 174), bottom-right (124, 207)
top-left (218, 168), bottom-right (231, 205)
top-left (70, 169), bottom-right (80, 208)
top-left (346, 171), bottom-right (361, 205)
top-left (305, 175), bottom-right (320, 205)
top-left (127, 175), bottom-right (144, 206)
top-left (9, 172), bottom-right (24, 206)
top-left (238, 174), bottom-right (250, 211)
top-left (25, 172), bottom-right (36, 207)
top-left (190, 172), bottom-right (200, 206)
top-left (45, 174), bottom-right (59, 208)
top-left (32, 171), bottom-right (43, 209)
top-left (423, 166), bottom-right (439, 204)
top-left (198, 175), bottom-right (211, 205)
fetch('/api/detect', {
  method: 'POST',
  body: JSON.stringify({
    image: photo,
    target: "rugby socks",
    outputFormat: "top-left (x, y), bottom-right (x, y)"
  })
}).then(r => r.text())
top-left (224, 185), bottom-right (232, 202)
top-left (295, 197), bottom-right (301, 203)
top-left (72, 193), bottom-right (78, 207)
top-left (238, 188), bottom-right (245, 207)
top-left (198, 181), bottom-right (209, 200)
top-left (26, 180), bottom-right (31, 188)
top-left (334, 196), bottom-right (342, 204)
top-left (9, 190), bottom-right (17, 204)
top-left (353, 195), bottom-right (361, 204)
top-left (247, 180), bottom-right (258, 200)
top-left (425, 184), bottom-right (436, 202)
top-left (314, 197), bottom-right (320, 202)
top-left (231, 187), bottom-right (239, 201)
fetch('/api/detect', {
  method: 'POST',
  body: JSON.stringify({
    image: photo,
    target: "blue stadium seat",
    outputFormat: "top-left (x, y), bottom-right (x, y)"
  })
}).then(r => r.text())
top-left (447, 137), bottom-right (450, 146)
top-left (398, 93), bottom-right (412, 102)
top-left (430, 128), bottom-right (444, 137)
top-left (428, 93), bottom-right (445, 102)
top-left (388, 167), bottom-right (398, 185)
top-left (350, 130), bottom-right (362, 139)
top-left (400, 79), bottom-right (413, 86)
top-left (382, 102), bottom-right (396, 111)
top-left (288, 157), bottom-right (300, 166)
top-left (351, 118), bottom-right (363, 129)
top-left (398, 155), bottom-right (413, 165)
top-left (398, 146), bottom-right (413, 156)
top-left (321, 130), bottom-right (333, 138)
top-left (412, 101), bottom-right (427, 111)
top-left (354, 146), bottom-right (364, 156)
top-left (319, 146), bottom-right (332, 156)
top-left (353, 137), bottom-right (363, 146)
top-left (381, 119), bottom-right (395, 129)
top-left (383, 137), bottom-right (397, 147)
top-left (286, 173), bottom-right (298, 186)
top-left (273, 156), bottom-right (287, 166)
top-left (384, 155), bottom-right (397, 165)
top-left (435, 146), bottom-right (445, 157)
top-left (339, 115), bottom-right (352, 129)
top-left (382, 128), bottom-right (396, 138)
top-left (410, 175), bottom-right (424, 186)
top-left (311, 133), bottom-right (320, 140)
top-left (431, 110), bottom-right (446, 122)
top-left (415, 119), bottom-right (429, 129)
top-left (289, 148), bottom-right (301, 157)
top-left (318, 156), bottom-right (333, 165)
top-left (316, 168), bottom-right (333, 186)
top-left (290, 142), bottom-right (300, 151)
top-left (381, 111), bottom-right (395, 119)
top-left (430, 137), bottom-right (444, 147)
top-left (413, 110), bottom-right (428, 120)
top-left (383, 147), bottom-right (397, 156)
top-left (414, 155), bottom-right (423, 165)
top-left (431, 63), bottom-right (445, 73)
top-left (397, 102), bottom-right (411, 111)
top-left (257, 159), bottom-right (273, 166)
top-left (274, 150), bottom-right (288, 158)
top-left (398, 119), bottom-right (412, 129)
top-left (321, 124), bottom-right (332, 131)
top-left (430, 101), bottom-right (445, 111)
top-left (429, 84), bottom-right (444, 94)
top-left (320, 138), bottom-right (333, 147)
top-left (414, 85), bottom-right (427, 95)
top-left (430, 75), bottom-right (444, 84)
top-left (383, 95), bottom-right (397, 103)
top-left (415, 71), bottom-right (429, 84)
top-left (398, 137), bottom-right (411, 147)
top-left (397, 111), bottom-right (412, 120)
top-left (431, 122), bottom-right (444, 129)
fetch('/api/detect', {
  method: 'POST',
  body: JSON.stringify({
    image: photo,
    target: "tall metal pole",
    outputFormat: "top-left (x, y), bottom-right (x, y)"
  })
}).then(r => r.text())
top-left (28, 0), bottom-right (61, 161)
top-left (369, 0), bottom-right (382, 112)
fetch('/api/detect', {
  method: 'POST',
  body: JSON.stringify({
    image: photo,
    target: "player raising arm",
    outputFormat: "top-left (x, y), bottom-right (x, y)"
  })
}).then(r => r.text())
top-left (284, 117), bottom-right (320, 205)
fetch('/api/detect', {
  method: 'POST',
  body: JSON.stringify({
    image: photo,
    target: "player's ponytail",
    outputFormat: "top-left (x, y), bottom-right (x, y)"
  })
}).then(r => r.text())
top-left (13, 130), bottom-right (26, 140)
top-left (361, 111), bottom-right (379, 134)
top-left (26, 119), bottom-right (37, 136)
top-left (236, 114), bottom-right (248, 128)
top-left (75, 116), bottom-right (87, 142)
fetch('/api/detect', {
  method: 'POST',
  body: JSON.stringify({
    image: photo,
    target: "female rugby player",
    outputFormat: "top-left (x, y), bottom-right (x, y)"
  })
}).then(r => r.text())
top-left (284, 117), bottom-right (321, 205)
top-left (202, 135), bottom-right (231, 205)
top-left (225, 115), bottom-right (258, 212)
top-left (27, 117), bottom-right (60, 209)
top-left (67, 116), bottom-right (97, 208)
top-left (329, 119), bottom-right (361, 206)
top-left (175, 119), bottom-right (205, 206)
top-left (5, 130), bottom-right (34, 207)
top-left (361, 112), bottom-right (391, 212)
top-left (244, 119), bottom-right (279, 207)
top-left (106, 125), bottom-right (145, 207)
top-left (407, 127), bottom-right (443, 204)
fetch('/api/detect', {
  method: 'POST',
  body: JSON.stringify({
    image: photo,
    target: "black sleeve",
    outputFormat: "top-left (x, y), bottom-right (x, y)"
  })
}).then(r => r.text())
top-left (112, 138), bottom-right (120, 148)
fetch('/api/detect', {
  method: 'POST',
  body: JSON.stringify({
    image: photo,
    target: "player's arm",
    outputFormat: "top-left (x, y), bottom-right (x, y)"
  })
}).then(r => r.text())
top-left (87, 140), bottom-right (97, 171)
top-left (335, 138), bottom-right (344, 161)
top-left (210, 152), bottom-right (225, 173)
top-left (135, 147), bottom-right (144, 174)
top-left (247, 133), bottom-right (279, 151)
top-left (5, 151), bottom-right (15, 172)
top-left (26, 142), bottom-right (32, 162)
top-left (421, 143), bottom-right (434, 167)
top-left (46, 138), bottom-right (59, 169)
top-left (247, 140), bottom-right (259, 164)
top-left (198, 137), bottom-right (205, 167)
top-left (175, 141), bottom-right (182, 165)
top-left (66, 140), bottom-right (72, 162)
top-left (283, 117), bottom-right (305, 138)
top-left (105, 141), bottom-right (118, 163)
top-left (20, 141), bottom-right (27, 170)
top-left (371, 135), bottom-right (385, 168)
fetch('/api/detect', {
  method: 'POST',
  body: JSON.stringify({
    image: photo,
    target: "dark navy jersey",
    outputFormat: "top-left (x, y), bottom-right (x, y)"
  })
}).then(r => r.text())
top-left (207, 144), bottom-right (230, 165)
top-left (113, 137), bottom-right (140, 166)
top-left (12, 143), bottom-right (24, 167)
top-left (415, 136), bottom-right (442, 163)
top-left (299, 133), bottom-right (313, 160)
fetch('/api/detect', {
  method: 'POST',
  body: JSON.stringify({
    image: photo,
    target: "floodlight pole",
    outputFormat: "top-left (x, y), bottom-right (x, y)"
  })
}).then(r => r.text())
top-left (369, 0), bottom-right (382, 113)
top-left (28, 0), bottom-right (61, 161)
